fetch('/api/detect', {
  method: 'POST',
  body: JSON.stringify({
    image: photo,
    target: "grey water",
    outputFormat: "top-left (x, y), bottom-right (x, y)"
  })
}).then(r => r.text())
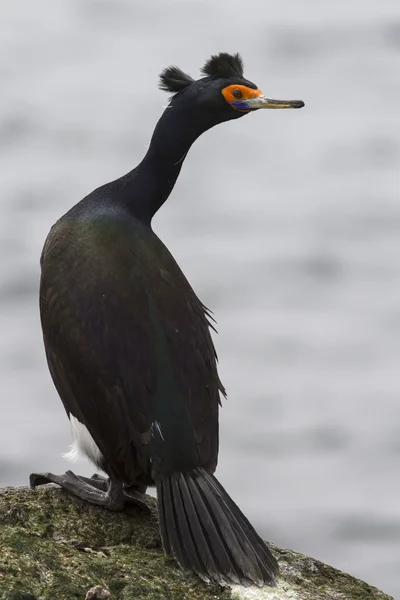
top-left (1, 0), bottom-right (399, 596)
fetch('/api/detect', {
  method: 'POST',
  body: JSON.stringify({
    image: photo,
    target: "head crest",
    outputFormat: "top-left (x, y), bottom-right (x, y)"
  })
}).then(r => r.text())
top-left (201, 52), bottom-right (244, 79)
top-left (159, 66), bottom-right (194, 93)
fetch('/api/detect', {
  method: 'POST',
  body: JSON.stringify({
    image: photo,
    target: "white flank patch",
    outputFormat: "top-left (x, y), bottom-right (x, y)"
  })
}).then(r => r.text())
top-left (230, 581), bottom-right (300, 600)
top-left (63, 414), bottom-right (103, 467)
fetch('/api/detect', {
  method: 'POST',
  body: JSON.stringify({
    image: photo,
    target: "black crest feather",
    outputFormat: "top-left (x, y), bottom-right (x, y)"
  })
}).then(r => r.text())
top-left (201, 52), bottom-right (244, 79)
top-left (159, 66), bottom-right (194, 93)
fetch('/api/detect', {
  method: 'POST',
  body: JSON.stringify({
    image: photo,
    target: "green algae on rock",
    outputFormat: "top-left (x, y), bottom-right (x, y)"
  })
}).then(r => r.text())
top-left (0, 486), bottom-right (394, 600)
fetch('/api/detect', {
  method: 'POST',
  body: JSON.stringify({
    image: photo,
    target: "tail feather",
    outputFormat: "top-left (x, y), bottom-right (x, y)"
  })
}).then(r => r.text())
top-left (204, 473), bottom-right (277, 570)
top-left (157, 479), bottom-right (171, 554)
top-left (176, 473), bottom-right (235, 578)
top-left (160, 477), bottom-right (186, 567)
top-left (156, 468), bottom-right (279, 586)
top-left (192, 474), bottom-right (260, 579)
top-left (169, 476), bottom-right (205, 576)
top-left (184, 471), bottom-right (242, 581)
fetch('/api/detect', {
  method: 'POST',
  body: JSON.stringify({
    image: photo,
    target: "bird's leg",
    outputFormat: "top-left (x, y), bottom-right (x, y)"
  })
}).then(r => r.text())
top-left (29, 470), bottom-right (150, 513)
top-left (124, 481), bottom-right (147, 495)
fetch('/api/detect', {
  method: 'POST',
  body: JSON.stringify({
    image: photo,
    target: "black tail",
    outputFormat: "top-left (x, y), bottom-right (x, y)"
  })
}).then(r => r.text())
top-left (156, 468), bottom-right (279, 586)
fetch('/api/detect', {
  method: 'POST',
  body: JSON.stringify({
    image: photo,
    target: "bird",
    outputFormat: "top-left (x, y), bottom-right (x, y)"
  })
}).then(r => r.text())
top-left (31, 52), bottom-right (304, 587)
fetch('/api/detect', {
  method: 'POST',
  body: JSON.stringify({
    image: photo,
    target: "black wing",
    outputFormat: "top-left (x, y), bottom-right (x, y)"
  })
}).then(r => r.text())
top-left (40, 214), bottom-right (224, 483)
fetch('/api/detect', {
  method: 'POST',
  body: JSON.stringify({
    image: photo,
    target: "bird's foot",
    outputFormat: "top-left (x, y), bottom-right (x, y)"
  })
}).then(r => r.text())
top-left (73, 473), bottom-right (109, 492)
top-left (78, 473), bottom-right (147, 495)
top-left (29, 470), bottom-right (150, 513)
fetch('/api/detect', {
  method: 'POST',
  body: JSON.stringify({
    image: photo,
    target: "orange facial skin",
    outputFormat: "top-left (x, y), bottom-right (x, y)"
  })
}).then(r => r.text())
top-left (221, 84), bottom-right (263, 111)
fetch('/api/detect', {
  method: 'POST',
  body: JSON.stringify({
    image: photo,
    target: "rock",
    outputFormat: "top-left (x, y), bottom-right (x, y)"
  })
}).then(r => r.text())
top-left (0, 486), bottom-right (393, 600)
top-left (85, 585), bottom-right (111, 599)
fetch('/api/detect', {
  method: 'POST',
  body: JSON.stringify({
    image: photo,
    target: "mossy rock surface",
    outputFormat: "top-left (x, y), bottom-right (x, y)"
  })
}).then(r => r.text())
top-left (0, 486), bottom-right (393, 600)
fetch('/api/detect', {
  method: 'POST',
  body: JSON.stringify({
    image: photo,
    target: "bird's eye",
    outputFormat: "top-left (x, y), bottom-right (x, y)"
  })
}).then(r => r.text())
top-left (232, 88), bottom-right (243, 99)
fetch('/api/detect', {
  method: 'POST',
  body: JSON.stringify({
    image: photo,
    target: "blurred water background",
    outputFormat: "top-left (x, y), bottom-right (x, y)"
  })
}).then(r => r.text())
top-left (1, 0), bottom-right (399, 596)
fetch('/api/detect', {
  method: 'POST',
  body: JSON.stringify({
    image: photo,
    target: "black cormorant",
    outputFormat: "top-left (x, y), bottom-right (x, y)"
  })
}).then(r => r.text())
top-left (31, 52), bottom-right (304, 587)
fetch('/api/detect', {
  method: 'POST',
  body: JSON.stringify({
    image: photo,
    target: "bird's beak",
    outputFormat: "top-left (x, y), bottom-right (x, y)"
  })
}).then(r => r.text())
top-left (231, 95), bottom-right (305, 111)
top-left (244, 96), bottom-right (304, 110)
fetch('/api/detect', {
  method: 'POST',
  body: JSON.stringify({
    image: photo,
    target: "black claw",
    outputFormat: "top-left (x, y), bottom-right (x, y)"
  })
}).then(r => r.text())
top-left (30, 472), bottom-right (53, 488)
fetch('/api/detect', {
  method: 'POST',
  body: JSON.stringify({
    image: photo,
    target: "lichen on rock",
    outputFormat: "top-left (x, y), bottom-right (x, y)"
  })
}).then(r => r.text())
top-left (0, 486), bottom-right (394, 600)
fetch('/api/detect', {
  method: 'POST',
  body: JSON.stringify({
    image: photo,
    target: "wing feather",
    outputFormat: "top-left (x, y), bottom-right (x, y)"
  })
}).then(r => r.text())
top-left (40, 215), bottom-right (222, 482)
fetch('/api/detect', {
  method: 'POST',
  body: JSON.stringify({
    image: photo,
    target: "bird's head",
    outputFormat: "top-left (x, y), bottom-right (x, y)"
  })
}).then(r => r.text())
top-left (159, 52), bottom-right (304, 127)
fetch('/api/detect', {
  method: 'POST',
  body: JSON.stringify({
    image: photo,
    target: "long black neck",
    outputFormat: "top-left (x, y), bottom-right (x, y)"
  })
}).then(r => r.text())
top-left (120, 105), bottom-right (216, 225)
